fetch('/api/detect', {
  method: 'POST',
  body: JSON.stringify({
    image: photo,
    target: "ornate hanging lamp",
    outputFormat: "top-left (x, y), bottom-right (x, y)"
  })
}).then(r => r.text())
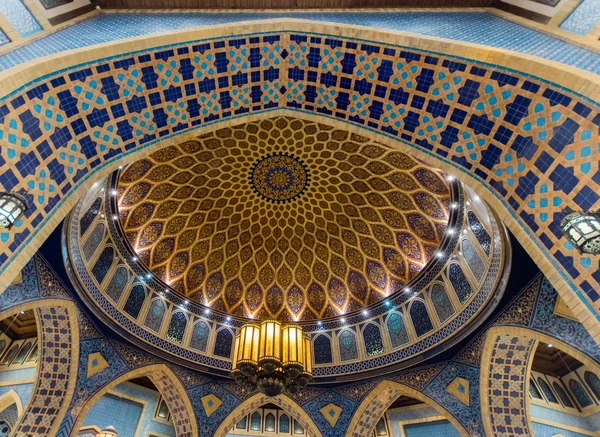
top-left (232, 320), bottom-right (312, 397)
top-left (0, 191), bottom-right (28, 230)
top-left (561, 211), bottom-right (600, 254)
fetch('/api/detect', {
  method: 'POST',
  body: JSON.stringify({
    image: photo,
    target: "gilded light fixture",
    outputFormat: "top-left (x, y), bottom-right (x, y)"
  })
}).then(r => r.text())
top-left (561, 211), bottom-right (600, 254)
top-left (232, 320), bottom-right (312, 397)
top-left (0, 191), bottom-right (28, 230)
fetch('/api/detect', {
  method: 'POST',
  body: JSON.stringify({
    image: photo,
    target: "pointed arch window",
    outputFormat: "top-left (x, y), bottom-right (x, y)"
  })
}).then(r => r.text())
top-left (83, 223), bottom-right (105, 260)
top-left (91, 246), bottom-right (115, 285)
top-left (144, 299), bottom-right (166, 333)
top-left (250, 412), bottom-right (261, 431)
top-left (167, 312), bottom-right (187, 343)
top-left (529, 379), bottom-right (542, 399)
top-left (552, 382), bottom-right (575, 408)
top-left (314, 334), bottom-right (332, 365)
top-left (123, 284), bottom-right (147, 319)
top-left (537, 377), bottom-right (558, 404)
top-left (213, 328), bottom-right (233, 358)
top-left (362, 323), bottom-right (384, 357)
top-left (467, 211), bottom-right (491, 255)
top-left (338, 329), bottom-right (358, 362)
top-left (386, 312), bottom-right (409, 349)
top-left (279, 414), bottom-right (290, 433)
top-left (448, 263), bottom-right (473, 304)
top-left (106, 266), bottom-right (129, 304)
top-left (190, 321), bottom-right (210, 352)
top-left (569, 379), bottom-right (593, 408)
top-left (80, 197), bottom-right (102, 236)
top-left (265, 413), bottom-right (276, 432)
top-left (461, 239), bottom-right (485, 282)
top-left (585, 371), bottom-right (600, 401)
top-left (430, 283), bottom-right (455, 323)
top-left (409, 299), bottom-right (434, 337)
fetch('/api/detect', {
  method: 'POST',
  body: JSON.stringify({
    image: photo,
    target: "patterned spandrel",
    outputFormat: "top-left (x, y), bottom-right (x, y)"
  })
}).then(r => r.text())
top-left (0, 0), bottom-right (42, 38)
top-left (409, 299), bottom-right (434, 337)
top-left (338, 329), bottom-right (358, 362)
top-left (166, 311), bottom-right (187, 343)
top-left (314, 334), bottom-right (332, 364)
top-left (386, 312), bottom-right (409, 349)
top-left (213, 328), bottom-right (233, 358)
top-left (143, 298), bottom-right (166, 332)
top-left (560, 0), bottom-right (600, 35)
top-left (362, 323), bottom-right (385, 357)
top-left (189, 321), bottom-right (210, 352)
top-left (1, 12), bottom-right (600, 73)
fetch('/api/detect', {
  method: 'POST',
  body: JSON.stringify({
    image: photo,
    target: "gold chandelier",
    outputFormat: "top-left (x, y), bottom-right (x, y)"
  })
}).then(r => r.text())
top-left (231, 320), bottom-right (313, 396)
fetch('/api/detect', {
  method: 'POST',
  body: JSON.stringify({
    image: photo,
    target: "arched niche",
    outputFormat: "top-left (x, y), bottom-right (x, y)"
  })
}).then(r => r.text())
top-left (69, 364), bottom-right (197, 437)
top-left (0, 299), bottom-right (79, 437)
top-left (345, 380), bottom-right (469, 437)
top-left (212, 393), bottom-right (322, 437)
top-left (0, 20), bottom-right (597, 343)
top-left (480, 326), bottom-right (600, 437)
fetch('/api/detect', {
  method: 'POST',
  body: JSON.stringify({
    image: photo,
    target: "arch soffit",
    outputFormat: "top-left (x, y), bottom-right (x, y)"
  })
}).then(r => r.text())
top-left (0, 21), bottom-right (597, 341)
top-left (345, 379), bottom-right (469, 437)
top-left (0, 390), bottom-right (23, 418)
top-left (479, 326), bottom-right (600, 437)
top-left (212, 392), bottom-right (323, 437)
top-left (69, 363), bottom-right (198, 437)
top-left (0, 299), bottom-right (80, 437)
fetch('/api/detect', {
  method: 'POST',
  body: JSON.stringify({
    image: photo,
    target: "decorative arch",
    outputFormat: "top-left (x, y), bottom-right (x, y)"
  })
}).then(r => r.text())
top-left (345, 380), bottom-right (469, 437)
top-left (0, 390), bottom-right (23, 420)
top-left (69, 364), bottom-right (197, 437)
top-left (212, 392), bottom-right (323, 437)
top-left (0, 20), bottom-right (598, 342)
top-left (480, 326), bottom-right (600, 437)
top-left (0, 299), bottom-right (79, 437)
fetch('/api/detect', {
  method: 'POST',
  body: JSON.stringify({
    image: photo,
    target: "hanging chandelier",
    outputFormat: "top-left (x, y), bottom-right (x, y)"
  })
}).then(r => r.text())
top-left (561, 211), bottom-right (600, 255)
top-left (0, 191), bottom-right (28, 230)
top-left (231, 320), bottom-right (313, 397)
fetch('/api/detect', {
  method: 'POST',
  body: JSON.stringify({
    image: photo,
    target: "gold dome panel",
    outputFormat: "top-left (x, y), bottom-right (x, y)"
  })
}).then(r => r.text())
top-left (117, 117), bottom-right (451, 321)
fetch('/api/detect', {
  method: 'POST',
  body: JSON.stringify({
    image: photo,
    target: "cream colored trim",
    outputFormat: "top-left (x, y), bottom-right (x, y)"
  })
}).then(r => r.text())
top-left (0, 379), bottom-right (34, 387)
top-left (0, 389), bottom-right (23, 418)
top-left (531, 417), bottom-right (598, 437)
top-left (145, 431), bottom-right (173, 437)
top-left (398, 416), bottom-right (447, 437)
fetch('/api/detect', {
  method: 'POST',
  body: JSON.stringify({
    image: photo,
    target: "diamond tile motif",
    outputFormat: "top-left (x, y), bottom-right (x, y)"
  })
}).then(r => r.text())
top-left (319, 403), bottom-right (342, 427)
top-left (86, 352), bottom-right (109, 378)
top-left (201, 394), bottom-right (222, 417)
top-left (445, 376), bottom-right (470, 406)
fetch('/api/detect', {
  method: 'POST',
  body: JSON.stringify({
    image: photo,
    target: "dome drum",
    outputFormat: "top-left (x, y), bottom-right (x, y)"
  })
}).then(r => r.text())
top-left (64, 118), bottom-right (509, 380)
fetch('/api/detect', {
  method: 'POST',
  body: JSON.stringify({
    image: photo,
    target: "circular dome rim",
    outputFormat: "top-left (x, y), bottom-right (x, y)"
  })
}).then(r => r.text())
top-left (113, 119), bottom-right (459, 323)
top-left (107, 170), bottom-right (463, 327)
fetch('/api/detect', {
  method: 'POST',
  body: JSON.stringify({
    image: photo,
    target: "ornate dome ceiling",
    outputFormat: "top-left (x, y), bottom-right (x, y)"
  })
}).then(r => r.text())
top-left (116, 117), bottom-right (451, 321)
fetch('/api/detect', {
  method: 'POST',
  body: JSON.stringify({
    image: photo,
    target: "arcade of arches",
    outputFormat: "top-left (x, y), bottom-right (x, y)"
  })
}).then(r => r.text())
top-left (0, 2), bottom-right (599, 437)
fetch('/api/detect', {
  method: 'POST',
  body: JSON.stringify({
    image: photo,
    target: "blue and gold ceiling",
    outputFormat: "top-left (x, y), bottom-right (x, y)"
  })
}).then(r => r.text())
top-left (116, 117), bottom-right (451, 321)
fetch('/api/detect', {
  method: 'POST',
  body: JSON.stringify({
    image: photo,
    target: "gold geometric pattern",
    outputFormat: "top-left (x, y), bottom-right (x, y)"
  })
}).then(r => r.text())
top-left (445, 376), bottom-right (470, 406)
top-left (86, 352), bottom-right (109, 378)
top-left (201, 394), bottom-right (222, 418)
top-left (554, 296), bottom-right (578, 321)
top-left (118, 117), bottom-right (450, 321)
top-left (319, 403), bottom-right (342, 427)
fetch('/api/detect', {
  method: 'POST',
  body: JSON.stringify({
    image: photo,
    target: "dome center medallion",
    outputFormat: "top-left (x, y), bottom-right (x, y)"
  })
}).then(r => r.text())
top-left (250, 153), bottom-right (309, 203)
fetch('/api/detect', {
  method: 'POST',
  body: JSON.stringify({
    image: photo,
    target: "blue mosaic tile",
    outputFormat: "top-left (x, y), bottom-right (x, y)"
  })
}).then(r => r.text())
top-left (560, 0), bottom-right (600, 35)
top-left (1, 12), bottom-right (600, 73)
top-left (0, 0), bottom-right (42, 38)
